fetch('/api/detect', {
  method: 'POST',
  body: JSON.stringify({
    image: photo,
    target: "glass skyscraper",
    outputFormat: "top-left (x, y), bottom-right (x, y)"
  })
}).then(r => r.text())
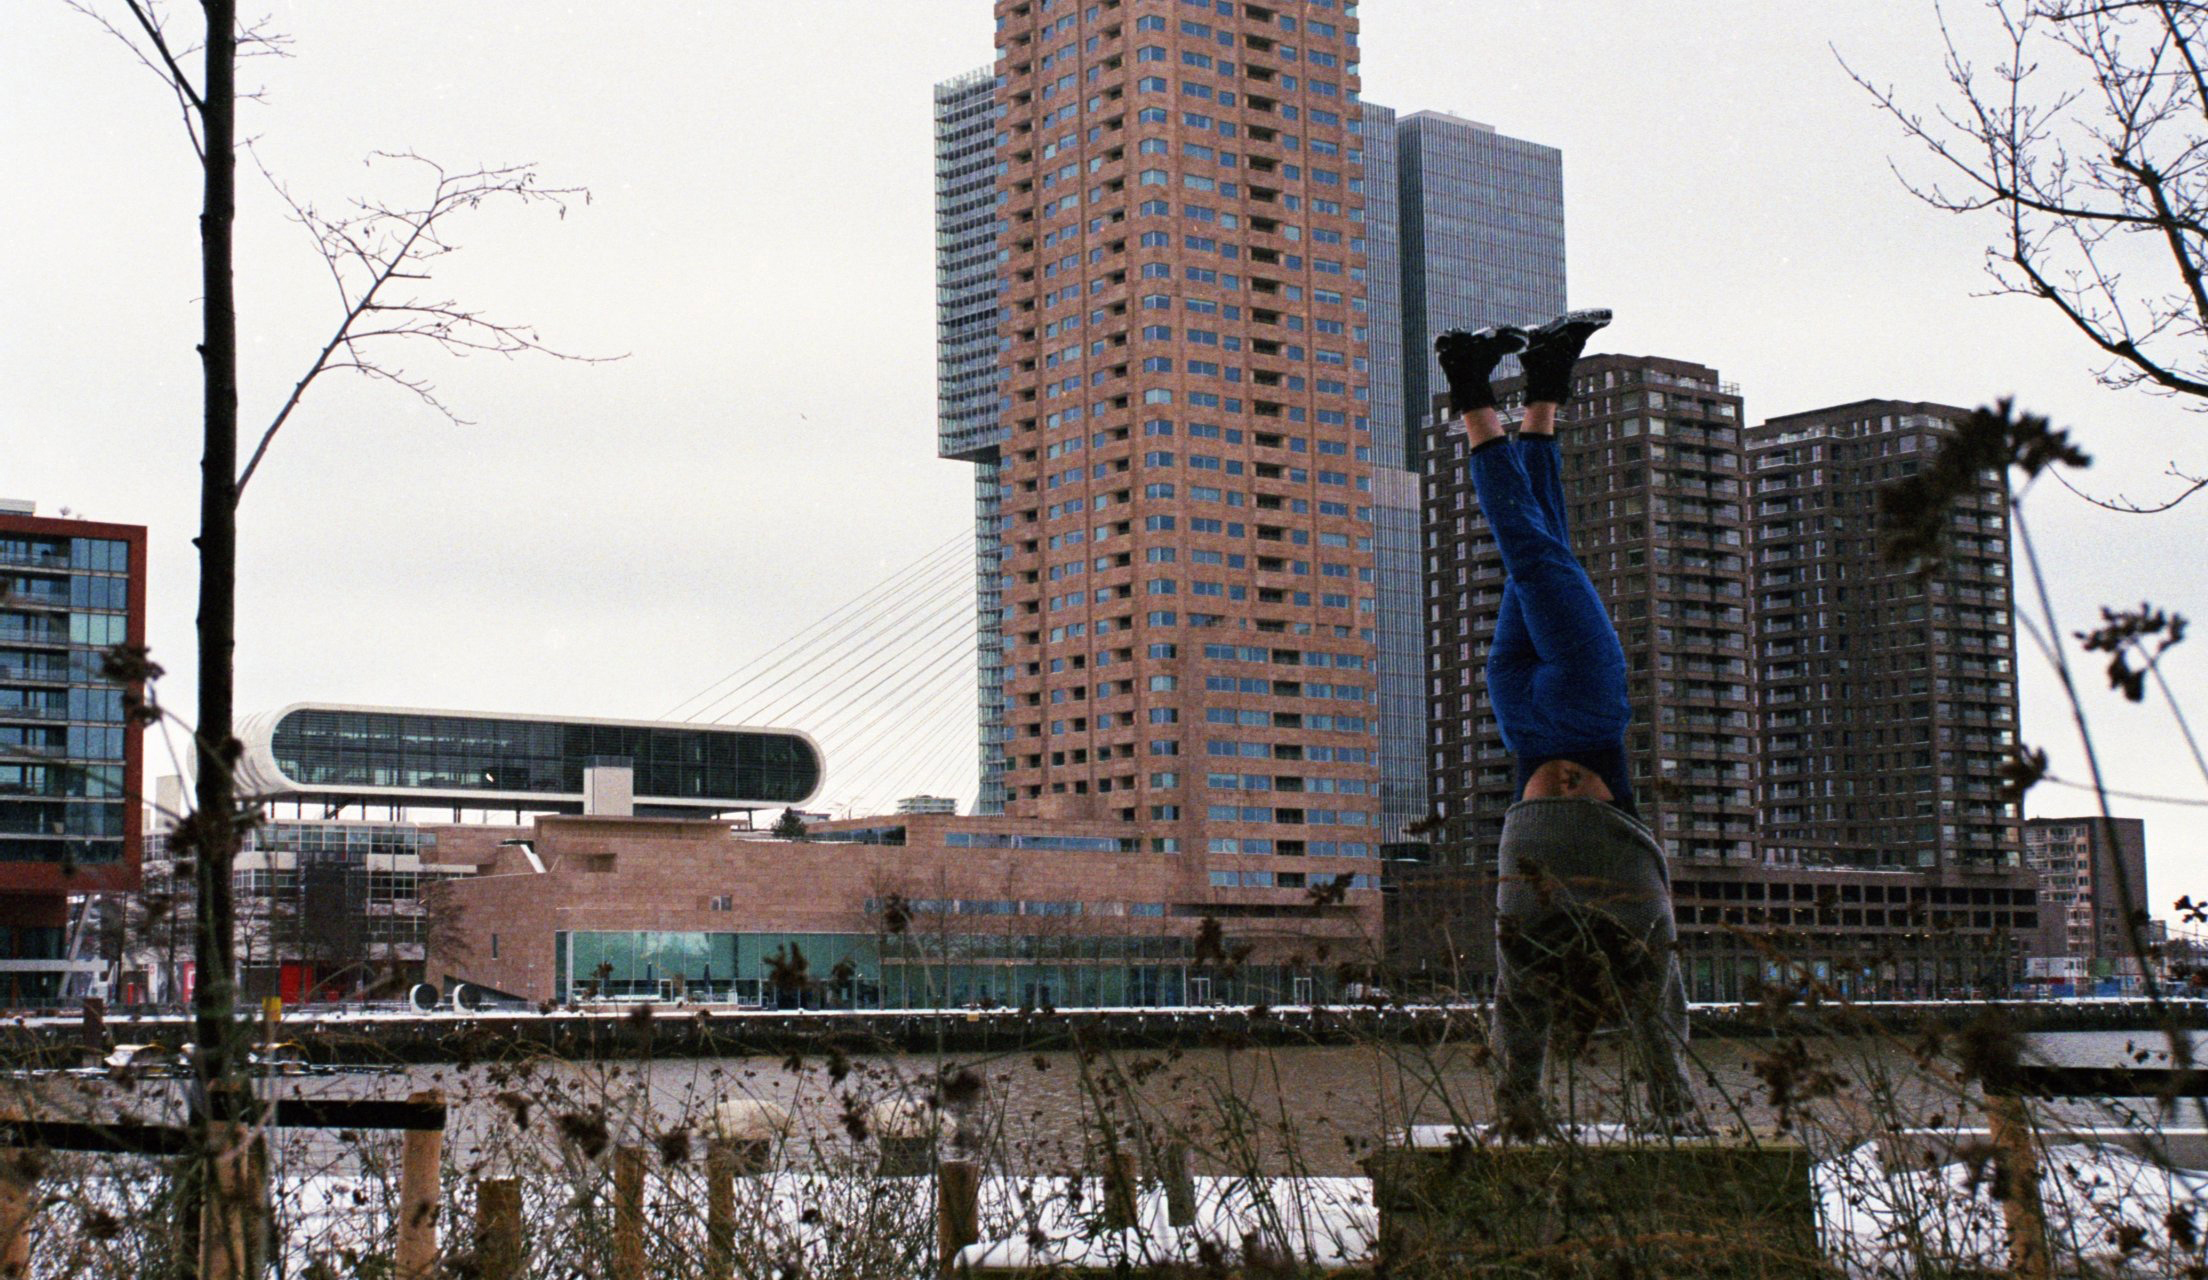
top-left (1394, 111), bottom-right (1567, 472)
top-left (934, 66), bottom-right (1013, 813)
top-left (1363, 107), bottom-right (1566, 845)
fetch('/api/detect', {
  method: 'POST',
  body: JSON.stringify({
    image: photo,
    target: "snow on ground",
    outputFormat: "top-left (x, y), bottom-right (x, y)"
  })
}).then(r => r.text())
top-left (23, 1141), bottom-right (2208, 1276)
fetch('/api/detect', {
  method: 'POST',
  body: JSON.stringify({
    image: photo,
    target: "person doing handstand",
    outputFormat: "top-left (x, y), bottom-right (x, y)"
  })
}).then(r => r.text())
top-left (1434, 311), bottom-right (1694, 1136)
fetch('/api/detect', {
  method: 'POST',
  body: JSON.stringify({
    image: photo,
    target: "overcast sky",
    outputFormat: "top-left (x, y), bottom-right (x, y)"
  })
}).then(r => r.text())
top-left (5, 3), bottom-right (2203, 910)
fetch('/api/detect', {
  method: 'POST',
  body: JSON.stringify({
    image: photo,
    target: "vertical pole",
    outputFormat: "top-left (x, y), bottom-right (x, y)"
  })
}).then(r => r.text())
top-left (1986, 1093), bottom-right (2050, 1280)
top-left (0, 1149), bottom-right (37, 1280)
top-left (474, 1178), bottom-right (523, 1280)
top-left (937, 1158), bottom-right (980, 1276)
top-left (614, 1144), bottom-right (646, 1280)
top-left (198, 1120), bottom-right (254, 1280)
top-left (1163, 1141), bottom-right (1196, 1229)
top-left (394, 1090), bottom-right (445, 1280)
top-left (705, 1141), bottom-right (736, 1280)
top-left (1103, 1148), bottom-right (1139, 1231)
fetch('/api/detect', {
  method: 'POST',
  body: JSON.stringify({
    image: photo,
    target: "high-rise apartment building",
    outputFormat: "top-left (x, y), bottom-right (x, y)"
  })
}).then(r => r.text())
top-left (937, 41), bottom-right (1571, 859)
top-left (1413, 382), bottom-right (2044, 999)
top-left (1421, 355), bottom-right (1757, 863)
top-left (1746, 401), bottom-right (2022, 870)
top-left (0, 501), bottom-right (146, 1002)
top-left (2023, 815), bottom-right (2148, 967)
top-left (941, 0), bottom-right (1385, 910)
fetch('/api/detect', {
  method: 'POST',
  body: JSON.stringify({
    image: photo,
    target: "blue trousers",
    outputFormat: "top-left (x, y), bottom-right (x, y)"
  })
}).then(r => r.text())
top-left (1466, 434), bottom-right (1631, 762)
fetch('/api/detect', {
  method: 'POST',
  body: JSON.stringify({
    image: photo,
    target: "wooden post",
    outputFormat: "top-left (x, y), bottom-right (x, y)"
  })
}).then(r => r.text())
top-left (474, 1177), bottom-right (524, 1280)
top-left (1103, 1148), bottom-right (1139, 1231)
top-left (614, 1144), bottom-right (647, 1280)
top-left (0, 1148), bottom-right (38, 1280)
top-left (1987, 1093), bottom-right (2051, 1280)
top-left (394, 1090), bottom-right (445, 1280)
top-left (937, 1158), bottom-right (980, 1275)
top-left (704, 1141), bottom-right (735, 1280)
top-left (198, 1120), bottom-right (260, 1280)
top-left (1162, 1141), bottom-right (1196, 1229)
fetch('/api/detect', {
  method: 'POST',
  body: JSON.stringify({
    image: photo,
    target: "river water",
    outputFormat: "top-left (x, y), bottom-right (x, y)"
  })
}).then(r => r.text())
top-left (127, 1026), bottom-right (2187, 1180)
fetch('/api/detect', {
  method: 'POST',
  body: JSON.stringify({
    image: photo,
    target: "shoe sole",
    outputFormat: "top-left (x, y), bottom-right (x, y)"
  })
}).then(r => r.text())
top-left (1525, 308), bottom-right (1612, 345)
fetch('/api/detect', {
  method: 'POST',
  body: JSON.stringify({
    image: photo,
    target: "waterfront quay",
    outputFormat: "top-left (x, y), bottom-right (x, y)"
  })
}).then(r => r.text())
top-left (1, 998), bottom-right (2198, 1067)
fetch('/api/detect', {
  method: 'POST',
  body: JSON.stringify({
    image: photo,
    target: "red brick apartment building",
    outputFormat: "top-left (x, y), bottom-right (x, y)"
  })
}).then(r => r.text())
top-left (967, 0), bottom-right (1384, 926)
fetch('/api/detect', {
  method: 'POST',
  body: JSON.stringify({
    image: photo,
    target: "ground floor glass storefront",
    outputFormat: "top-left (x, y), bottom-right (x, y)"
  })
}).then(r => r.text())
top-left (553, 930), bottom-right (1345, 1010)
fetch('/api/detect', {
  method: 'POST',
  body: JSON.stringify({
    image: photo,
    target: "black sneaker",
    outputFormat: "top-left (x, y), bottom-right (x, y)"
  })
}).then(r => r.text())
top-left (1434, 325), bottom-right (1527, 414)
top-left (1519, 308), bottom-right (1612, 406)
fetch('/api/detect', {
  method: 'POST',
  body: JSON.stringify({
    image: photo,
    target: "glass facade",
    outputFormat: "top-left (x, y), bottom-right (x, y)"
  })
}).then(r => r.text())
top-left (553, 926), bottom-right (1344, 1010)
top-left (1358, 103), bottom-right (1425, 846)
top-left (264, 709), bottom-right (819, 810)
top-left (1394, 112), bottom-right (1566, 474)
top-left (935, 66), bottom-right (1013, 814)
top-left (0, 530), bottom-right (134, 865)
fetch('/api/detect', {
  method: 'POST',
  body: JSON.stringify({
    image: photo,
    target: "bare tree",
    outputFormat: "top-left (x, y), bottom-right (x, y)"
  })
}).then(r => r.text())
top-left (1845, 0), bottom-right (2208, 511)
top-left (72, 2), bottom-right (606, 1262)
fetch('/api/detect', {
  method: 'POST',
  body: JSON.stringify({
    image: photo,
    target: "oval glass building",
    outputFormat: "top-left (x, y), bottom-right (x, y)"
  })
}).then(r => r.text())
top-left (236, 704), bottom-right (822, 817)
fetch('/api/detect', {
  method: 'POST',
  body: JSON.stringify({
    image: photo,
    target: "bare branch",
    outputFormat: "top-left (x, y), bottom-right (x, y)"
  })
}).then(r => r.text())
top-left (1842, 0), bottom-right (2208, 422)
top-left (235, 150), bottom-right (624, 495)
top-left (2047, 456), bottom-right (2208, 507)
top-left (65, 0), bottom-right (207, 159)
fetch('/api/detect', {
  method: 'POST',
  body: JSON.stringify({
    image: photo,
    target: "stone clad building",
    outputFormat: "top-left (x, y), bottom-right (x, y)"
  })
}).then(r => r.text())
top-left (427, 810), bottom-right (1381, 1009)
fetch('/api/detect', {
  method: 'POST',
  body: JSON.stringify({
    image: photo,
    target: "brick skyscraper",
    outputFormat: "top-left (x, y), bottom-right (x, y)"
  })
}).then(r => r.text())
top-left (941, 0), bottom-right (1385, 907)
top-left (1746, 401), bottom-right (2023, 870)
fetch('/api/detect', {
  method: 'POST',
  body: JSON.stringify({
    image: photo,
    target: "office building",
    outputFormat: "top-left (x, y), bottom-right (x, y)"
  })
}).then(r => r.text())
top-left (235, 703), bottom-right (823, 819)
top-left (897, 794), bottom-right (962, 815)
top-left (1746, 401), bottom-right (2022, 870)
top-left (0, 501), bottom-right (145, 1003)
top-left (936, 65), bottom-right (1015, 814)
top-left (932, 0), bottom-right (1390, 921)
top-left (427, 805), bottom-right (1379, 1009)
top-left (1356, 101), bottom-right (1422, 847)
top-left (1392, 111), bottom-right (1566, 474)
top-left (2024, 815), bottom-right (2149, 973)
top-left (127, 706), bottom-right (826, 1002)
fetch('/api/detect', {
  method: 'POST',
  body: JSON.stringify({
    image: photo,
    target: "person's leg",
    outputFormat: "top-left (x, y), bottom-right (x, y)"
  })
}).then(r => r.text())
top-left (1482, 308), bottom-right (1626, 754)
top-left (1465, 445), bottom-right (1611, 667)
top-left (1513, 311), bottom-right (1608, 541)
top-left (1514, 428), bottom-right (1572, 546)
